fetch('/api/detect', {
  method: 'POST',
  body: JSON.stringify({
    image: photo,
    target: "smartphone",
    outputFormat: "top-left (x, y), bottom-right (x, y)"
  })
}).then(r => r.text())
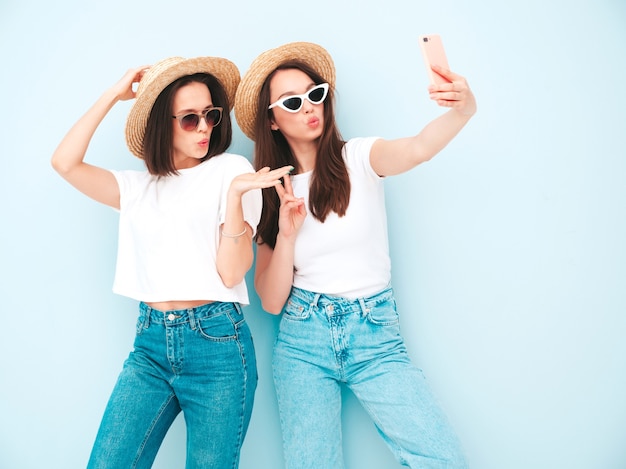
top-left (419, 34), bottom-right (451, 85)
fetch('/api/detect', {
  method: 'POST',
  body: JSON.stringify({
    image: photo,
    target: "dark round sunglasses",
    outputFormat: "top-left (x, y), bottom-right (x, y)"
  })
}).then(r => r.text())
top-left (172, 107), bottom-right (223, 131)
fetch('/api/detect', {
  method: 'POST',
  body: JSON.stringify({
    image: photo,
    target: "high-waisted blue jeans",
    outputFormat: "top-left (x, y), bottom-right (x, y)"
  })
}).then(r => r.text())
top-left (272, 286), bottom-right (467, 469)
top-left (87, 301), bottom-right (257, 469)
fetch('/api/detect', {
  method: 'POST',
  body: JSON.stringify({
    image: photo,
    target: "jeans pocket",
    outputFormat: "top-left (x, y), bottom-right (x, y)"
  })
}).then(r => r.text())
top-left (196, 312), bottom-right (238, 342)
top-left (365, 297), bottom-right (400, 326)
top-left (282, 297), bottom-right (311, 321)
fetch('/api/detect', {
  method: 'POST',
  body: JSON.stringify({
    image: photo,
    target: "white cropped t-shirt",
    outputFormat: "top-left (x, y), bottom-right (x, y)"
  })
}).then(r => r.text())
top-left (290, 137), bottom-right (391, 298)
top-left (110, 153), bottom-right (261, 304)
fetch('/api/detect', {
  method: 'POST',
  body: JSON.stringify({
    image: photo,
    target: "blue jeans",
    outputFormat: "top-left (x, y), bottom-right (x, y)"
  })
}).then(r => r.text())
top-left (273, 286), bottom-right (467, 469)
top-left (88, 301), bottom-right (257, 469)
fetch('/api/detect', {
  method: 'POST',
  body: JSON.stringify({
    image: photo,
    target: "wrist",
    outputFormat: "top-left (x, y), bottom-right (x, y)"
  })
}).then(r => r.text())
top-left (276, 231), bottom-right (297, 246)
top-left (221, 226), bottom-right (247, 238)
top-left (101, 87), bottom-right (123, 108)
top-left (227, 182), bottom-right (246, 200)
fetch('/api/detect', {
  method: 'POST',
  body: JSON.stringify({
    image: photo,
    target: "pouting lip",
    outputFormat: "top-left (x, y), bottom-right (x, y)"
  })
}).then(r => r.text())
top-left (198, 138), bottom-right (209, 145)
top-left (307, 116), bottom-right (320, 126)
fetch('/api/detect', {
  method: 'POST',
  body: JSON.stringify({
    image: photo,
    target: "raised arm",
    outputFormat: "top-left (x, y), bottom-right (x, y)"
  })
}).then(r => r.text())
top-left (370, 65), bottom-right (477, 177)
top-left (216, 165), bottom-right (293, 288)
top-left (51, 66), bottom-right (148, 208)
top-left (254, 175), bottom-right (306, 314)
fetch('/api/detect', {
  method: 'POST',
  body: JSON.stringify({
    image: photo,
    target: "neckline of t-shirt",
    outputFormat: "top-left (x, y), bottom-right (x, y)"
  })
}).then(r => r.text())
top-left (175, 157), bottom-right (214, 174)
top-left (291, 169), bottom-right (312, 180)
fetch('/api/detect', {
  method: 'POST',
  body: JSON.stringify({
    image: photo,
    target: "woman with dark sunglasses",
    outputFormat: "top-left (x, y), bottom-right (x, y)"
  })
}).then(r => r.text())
top-left (51, 56), bottom-right (291, 468)
top-left (234, 42), bottom-right (477, 468)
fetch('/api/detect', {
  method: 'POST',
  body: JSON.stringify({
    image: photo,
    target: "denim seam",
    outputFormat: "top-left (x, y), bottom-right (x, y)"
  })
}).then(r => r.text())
top-left (353, 393), bottom-right (409, 466)
top-left (230, 331), bottom-right (247, 469)
top-left (131, 392), bottom-right (177, 468)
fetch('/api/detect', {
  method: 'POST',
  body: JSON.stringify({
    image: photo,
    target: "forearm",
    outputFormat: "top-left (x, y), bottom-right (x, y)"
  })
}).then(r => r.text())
top-left (255, 235), bottom-right (296, 314)
top-left (51, 88), bottom-right (119, 175)
top-left (371, 108), bottom-right (475, 177)
top-left (413, 107), bottom-right (473, 161)
top-left (217, 164), bottom-right (296, 290)
top-left (216, 193), bottom-right (254, 288)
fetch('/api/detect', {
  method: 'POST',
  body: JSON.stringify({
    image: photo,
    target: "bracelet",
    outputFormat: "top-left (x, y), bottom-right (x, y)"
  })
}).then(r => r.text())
top-left (221, 227), bottom-right (247, 238)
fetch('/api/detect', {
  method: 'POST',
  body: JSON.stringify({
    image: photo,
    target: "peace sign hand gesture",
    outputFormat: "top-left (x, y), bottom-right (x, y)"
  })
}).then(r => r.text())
top-left (274, 172), bottom-right (306, 240)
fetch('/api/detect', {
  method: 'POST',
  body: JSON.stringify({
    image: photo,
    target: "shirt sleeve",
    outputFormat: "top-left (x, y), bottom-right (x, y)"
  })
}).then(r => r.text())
top-left (109, 169), bottom-right (144, 211)
top-left (343, 137), bottom-right (383, 181)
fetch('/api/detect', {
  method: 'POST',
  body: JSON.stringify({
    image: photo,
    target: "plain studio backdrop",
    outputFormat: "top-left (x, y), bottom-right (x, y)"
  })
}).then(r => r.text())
top-left (1, 1), bottom-right (625, 468)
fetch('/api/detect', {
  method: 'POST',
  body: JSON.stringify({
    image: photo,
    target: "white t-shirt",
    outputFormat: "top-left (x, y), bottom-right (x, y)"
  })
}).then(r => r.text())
top-left (110, 153), bottom-right (261, 304)
top-left (291, 137), bottom-right (391, 298)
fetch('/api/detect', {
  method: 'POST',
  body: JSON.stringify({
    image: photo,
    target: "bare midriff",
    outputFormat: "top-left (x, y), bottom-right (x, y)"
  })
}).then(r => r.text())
top-left (144, 299), bottom-right (214, 312)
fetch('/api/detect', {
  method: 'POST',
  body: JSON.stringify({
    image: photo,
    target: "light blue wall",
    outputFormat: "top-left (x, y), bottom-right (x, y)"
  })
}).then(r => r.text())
top-left (1, 0), bottom-right (625, 468)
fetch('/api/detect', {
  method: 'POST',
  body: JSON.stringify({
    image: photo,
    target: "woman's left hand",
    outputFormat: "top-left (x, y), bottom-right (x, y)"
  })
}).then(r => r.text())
top-left (428, 66), bottom-right (477, 117)
top-left (229, 165), bottom-right (293, 197)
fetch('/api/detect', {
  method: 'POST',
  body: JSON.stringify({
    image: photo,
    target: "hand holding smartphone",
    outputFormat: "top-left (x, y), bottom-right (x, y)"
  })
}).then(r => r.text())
top-left (419, 34), bottom-right (451, 85)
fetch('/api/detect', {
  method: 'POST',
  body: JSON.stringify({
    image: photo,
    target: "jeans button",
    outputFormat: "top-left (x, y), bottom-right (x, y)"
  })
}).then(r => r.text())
top-left (168, 313), bottom-right (176, 321)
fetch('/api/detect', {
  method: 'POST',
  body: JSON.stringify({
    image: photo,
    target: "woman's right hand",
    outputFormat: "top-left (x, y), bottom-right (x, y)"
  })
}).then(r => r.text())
top-left (111, 65), bottom-right (149, 102)
top-left (275, 172), bottom-right (306, 240)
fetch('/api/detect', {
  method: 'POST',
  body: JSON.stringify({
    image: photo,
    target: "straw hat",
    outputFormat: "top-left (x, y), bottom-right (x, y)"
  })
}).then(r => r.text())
top-left (234, 42), bottom-right (336, 141)
top-left (125, 56), bottom-right (240, 158)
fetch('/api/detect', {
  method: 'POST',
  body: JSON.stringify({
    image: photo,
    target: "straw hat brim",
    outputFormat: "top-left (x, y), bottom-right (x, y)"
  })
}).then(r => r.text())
top-left (125, 56), bottom-right (240, 159)
top-left (234, 42), bottom-right (335, 141)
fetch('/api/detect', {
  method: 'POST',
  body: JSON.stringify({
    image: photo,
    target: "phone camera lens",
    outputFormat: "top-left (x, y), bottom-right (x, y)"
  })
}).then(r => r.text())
top-left (423, 37), bottom-right (429, 42)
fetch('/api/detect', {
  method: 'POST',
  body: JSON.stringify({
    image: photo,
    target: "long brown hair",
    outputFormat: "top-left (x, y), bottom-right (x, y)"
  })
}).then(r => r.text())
top-left (254, 61), bottom-right (350, 248)
top-left (143, 73), bottom-right (233, 176)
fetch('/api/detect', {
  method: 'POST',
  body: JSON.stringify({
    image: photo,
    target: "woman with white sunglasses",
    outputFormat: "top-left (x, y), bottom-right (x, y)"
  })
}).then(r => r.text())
top-left (235, 42), bottom-right (477, 468)
top-left (51, 56), bottom-right (291, 468)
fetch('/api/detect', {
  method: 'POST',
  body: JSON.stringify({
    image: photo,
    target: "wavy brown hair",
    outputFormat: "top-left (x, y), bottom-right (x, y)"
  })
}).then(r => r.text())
top-left (254, 61), bottom-right (350, 248)
top-left (143, 73), bottom-right (233, 176)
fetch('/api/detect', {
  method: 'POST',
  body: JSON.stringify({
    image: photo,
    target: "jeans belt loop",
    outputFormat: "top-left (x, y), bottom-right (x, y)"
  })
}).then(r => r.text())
top-left (187, 307), bottom-right (197, 330)
top-left (358, 297), bottom-right (369, 318)
top-left (144, 305), bottom-right (151, 329)
top-left (310, 292), bottom-right (321, 308)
